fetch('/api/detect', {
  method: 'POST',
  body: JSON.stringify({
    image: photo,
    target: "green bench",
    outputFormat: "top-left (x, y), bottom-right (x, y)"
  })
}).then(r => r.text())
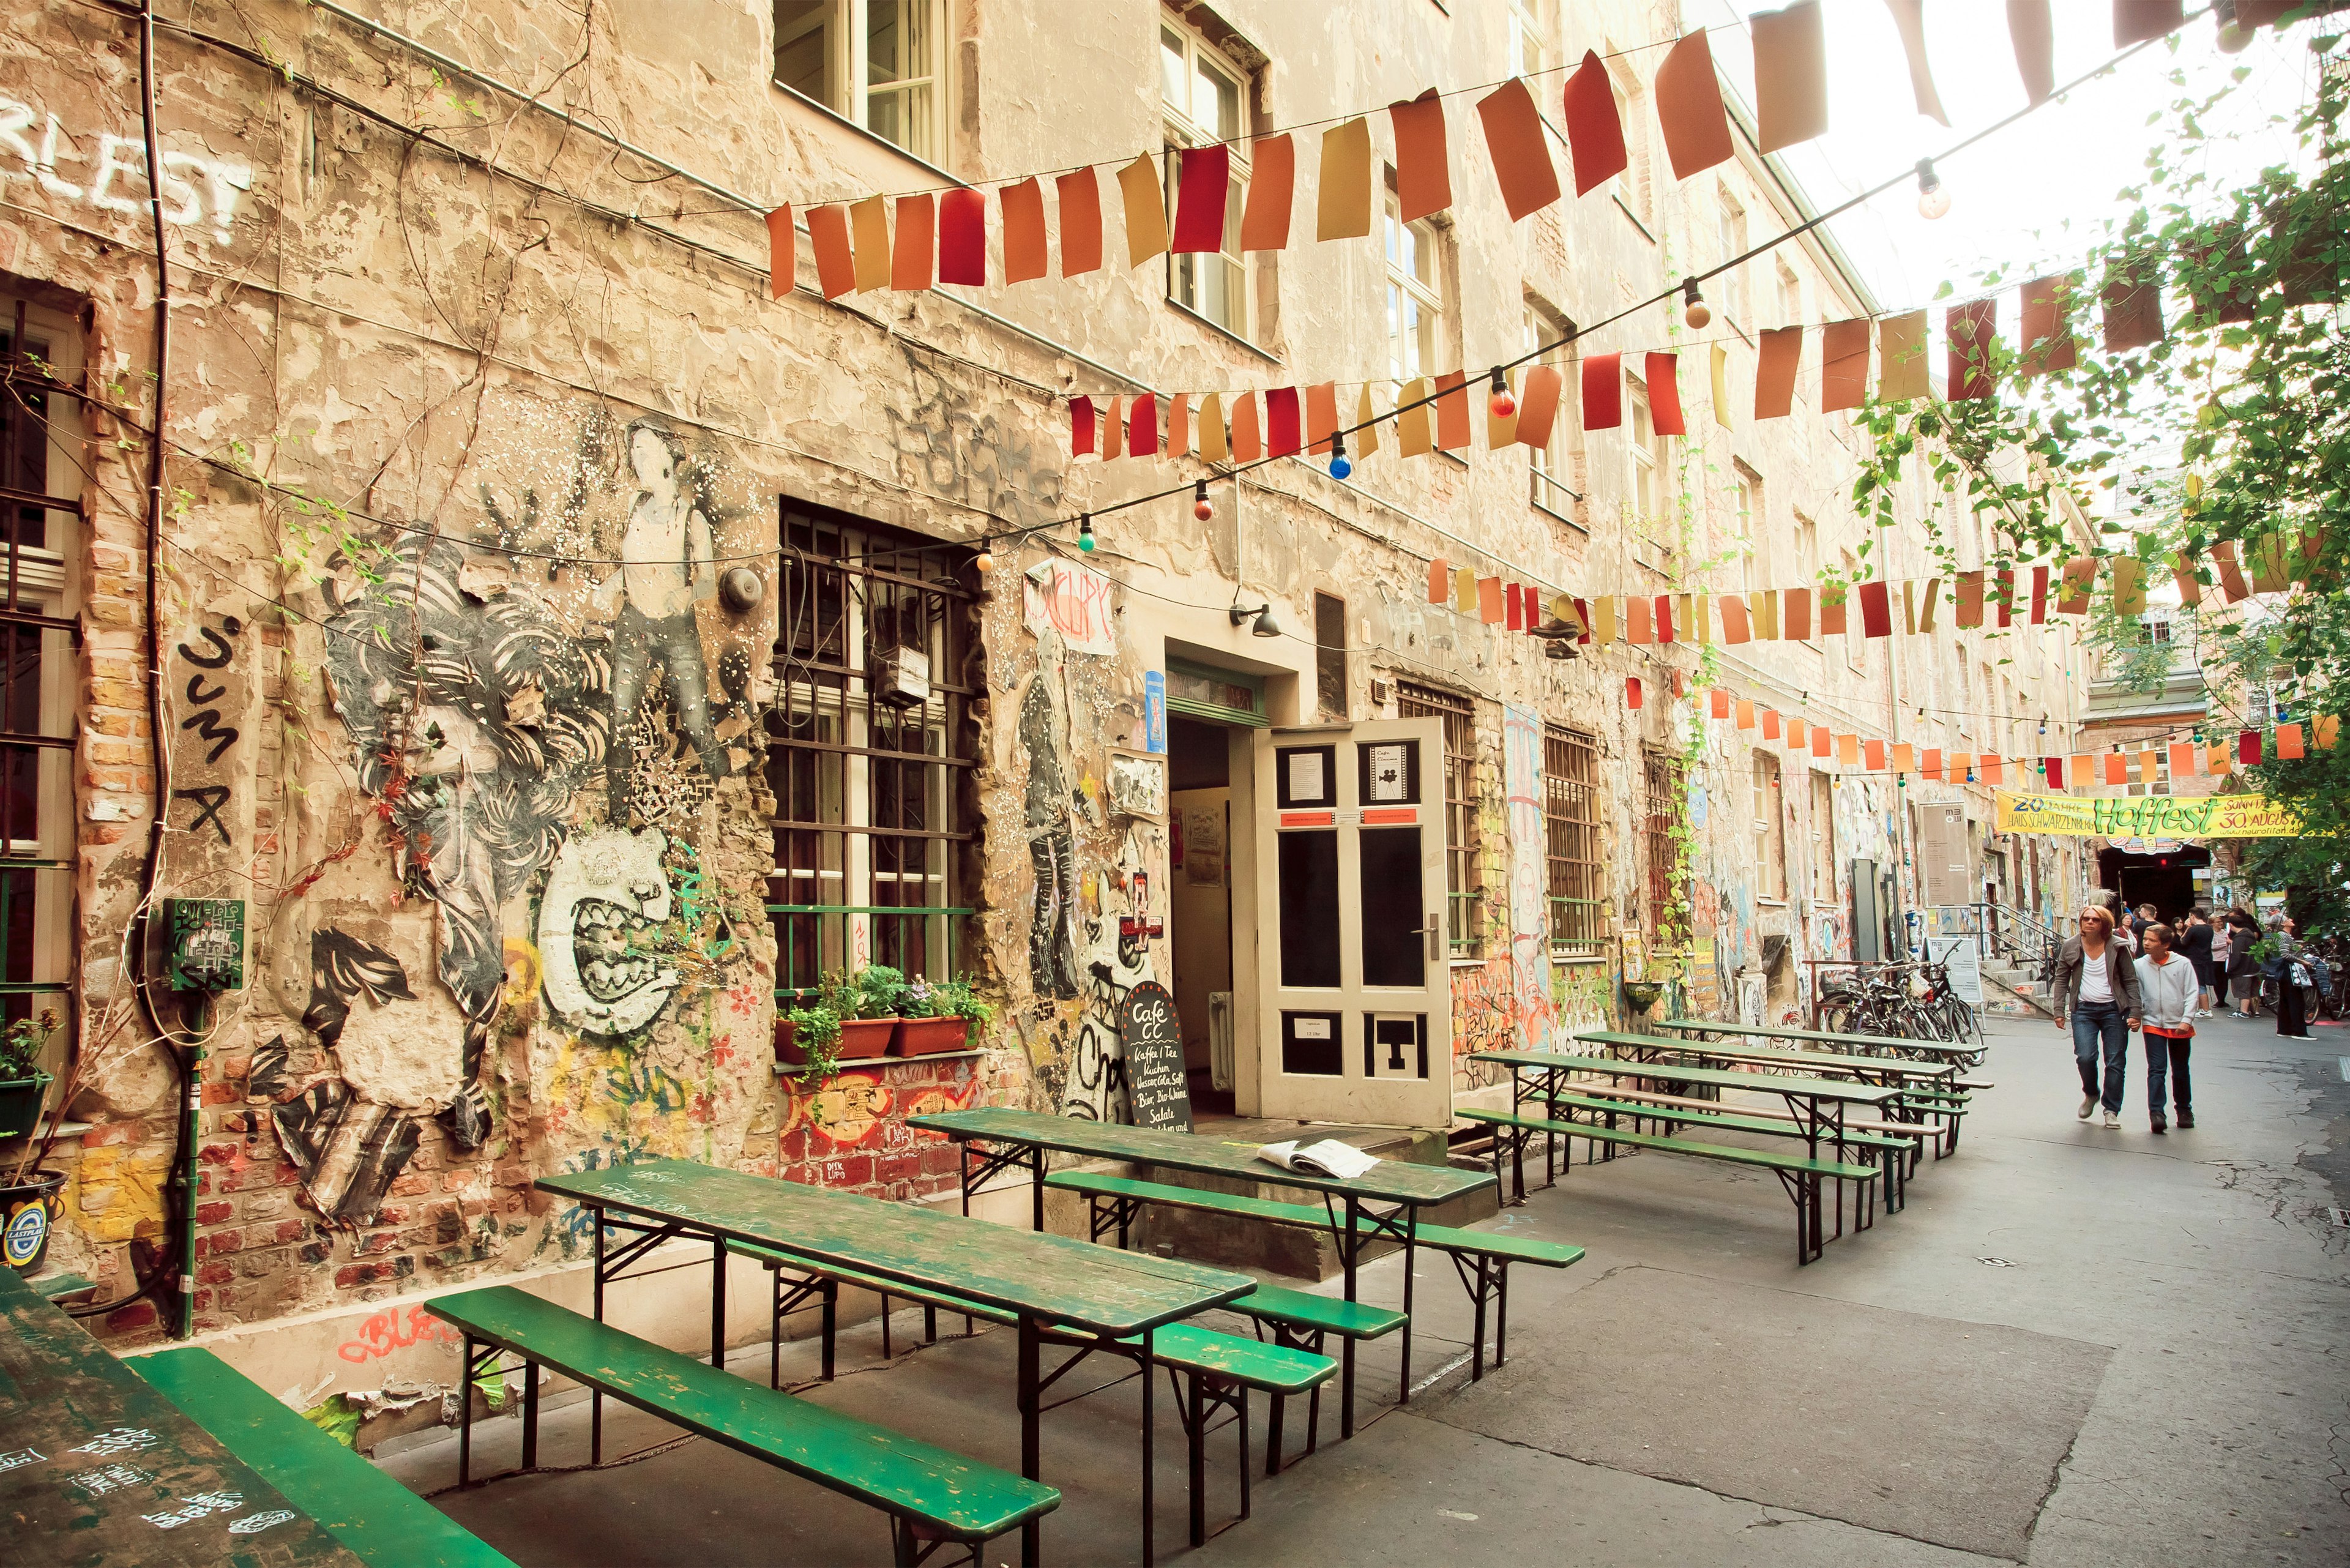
top-left (727, 1242), bottom-right (1332, 1547)
top-left (1520, 1085), bottom-right (1915, 1221)
top-left (132, 1346), bottom-right (515, 1568)
top-left (1457, 1106), bottom-right (1879, 1264)
top-left (1043, 1168), bottom-right (1583, 1402)
top-left (426, 1285), bottom-right (1057, 1567)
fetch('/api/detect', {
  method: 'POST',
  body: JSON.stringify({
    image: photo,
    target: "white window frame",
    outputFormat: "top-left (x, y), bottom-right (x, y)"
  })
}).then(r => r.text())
top-left (1524, 305), bottom-right (1577, 520)
top-left (1507, 0), bottom-right (1554, 78)
top-left (1385, 190), bottom-right (1442, 383)
top-left (773, 0), bottom-right (949, 166)
top-left (1736, 466), bottom-right (1766, 590)
top-left (1753, 753), bottom-right (1786, 900)
top-left (1626, 381), bottom-right (1658, 531)
top-left (1717, 190), bottom-right (1749, 326)
top-left (1160, 16), bottom-right (1253, 340)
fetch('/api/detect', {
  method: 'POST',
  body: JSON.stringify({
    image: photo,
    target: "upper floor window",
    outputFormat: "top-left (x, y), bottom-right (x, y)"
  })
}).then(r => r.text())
top-left (1626, 380), bottom-right (1657, 525)
top-left (1736, 465), bottom-right (1765, 589)
top-left (1717, 192), bottom-right (1749, 325)
top-left (1384, 192), bottom-right (1442, 381)
top-left (1162, 18), bottom-right (1251, 337)
top-left (1507, 0), bottom-right (1555, 77)
top-left (1524, 305), bottom-right (1580, 520)
top-left (1775, 258), bottom-right (1802, 326)
top-left (775, 1), bottom-right (947, 165)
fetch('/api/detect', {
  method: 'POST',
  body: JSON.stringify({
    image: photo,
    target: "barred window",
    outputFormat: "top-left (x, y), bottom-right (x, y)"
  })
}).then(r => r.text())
top-left (1543, 725), bottom-right (1602, 956)
top-left (0, 294), bottom-right (81, 1086)
top-left (767, 503), bottom-right (977, 997)
top-left (1396, 681), bottom-right (1477, 958)
top-left (1643, 750), bottom-right (1685, 941)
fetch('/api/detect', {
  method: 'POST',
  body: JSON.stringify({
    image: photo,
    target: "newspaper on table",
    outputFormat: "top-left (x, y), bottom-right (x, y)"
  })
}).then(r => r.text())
top-left (1255, 1138), bottom-right (1380, 1180)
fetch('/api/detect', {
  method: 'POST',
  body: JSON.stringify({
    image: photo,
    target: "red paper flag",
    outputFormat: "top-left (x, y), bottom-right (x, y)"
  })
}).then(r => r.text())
top-left (1561, 51), bottom-right (1628, 196)
top-left (807, 204), bottom-right (856, 299)
top-left (1001, 179), bottom-right (1048, 283)
top-left (2029, 565), bottom-right (2050, 624)
top-left (1434, 371), bottom-right (1471, 450)
top-left (1627, 677), bottom-right (1644, 711)
top-left (891, 193), bottom-right (936, 291)
top-left (1266, 387), bottom-right (1302, 457)
top-left (1751, 1), bottom-right (1829, 154)
top-left (1477, 78), bottom-right (1560, 220)
top-left (1657, 595), bottom-right (1676, 644)
top-left (2103, 753), bottom-right (2127, 785)
top-left (1583, 353), bottom-right (1622, 431)
top-left (764, 205), bottom-right (796, 297)
top-left (2044, 756), bottom-right (2064, 788)
top-left (1515, 365), bottom-right (1564, 450)
top-left (2019, 274), bottom-right (2077, 375)
top-left (2278, 723), bottom-right (2305, 760)
top-left (1710, 688), bottom-right (1731, 719)
top-left (1783, 587), bottom-right (1812, 641)
top-left (1070, 397), bottom-right (1097, 458)
top-left (1130, 392), bottom-right (1159, 459)
top-left (1671, 670), bottom-right (1687, 698)
top-left (2115, 1), bottom-right (2184, 47)
top-left (1573, 598), bottom-right (1592, 644)
top-left (1390, 89), bottom-right (1452, 222)
top-left (1523, 586), bottom-right (1543, 633)
top-left (1655, 30), bottom-right (1734, 180)
top-left (1240, 135), bottom-right (1294, 252)
top-left (2212, 540), bottom-right (2250, 602)
top-left (1506, 583), bottom-right (1524, 632)
top-left (939, 188), bottom-right (987, 285)
top-left (1058, 168), bottom-right (1103, 276)
top-left (1304, 383), bottom-right (1338, 454)
top-left (1947, 299), bottom-right (1997, 400)
top-left (1955, 570), bottom-right (1985, 629)
top-left (1821, 319), bottom-right (1870, 411)
top-left (1996, 567), bottom-right (2016, 628)
top-left (2238, 730), bottom-right (2262, 764)
top-left (1859, 580), bottom-right (1892, 638)
top-left (1646, 353), bottom-right (1685, 436)
top-left (1172, 144), bottom-right (1231, 254)
top-left (1755, 327), bottom-right (1802, 419)
top-left (2102, 258), bottom-right (2165, 351)
top-left (1762, 709), bottom-right (1782, 740)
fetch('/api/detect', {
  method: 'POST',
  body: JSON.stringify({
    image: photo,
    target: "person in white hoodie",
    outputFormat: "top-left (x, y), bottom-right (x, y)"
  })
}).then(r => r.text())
top-left (2134, 923), bottom-right (2199, 1134)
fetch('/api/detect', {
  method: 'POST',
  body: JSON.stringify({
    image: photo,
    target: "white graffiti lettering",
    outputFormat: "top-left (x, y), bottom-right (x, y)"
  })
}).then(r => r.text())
top-left (0, 1446), bottom-right (44, 1474)
top-left (69, 1462), bottom-right (151, 1496)
top-left (69, 1427), bottom-right (159, 1458)
top-left (228, 1508), bottom-right (298, 1536)
top-left (0, 97), bottom-right (250, 244)
top-left (144, 1490), bottom-right (242, 1529)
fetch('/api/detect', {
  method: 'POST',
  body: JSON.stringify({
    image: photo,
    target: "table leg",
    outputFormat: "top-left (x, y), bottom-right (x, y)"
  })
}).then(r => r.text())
top-left (960, 1138), bottom-right (972, 1218)
top-left (521, 1356), bottom-right (539, 1469)
top-left (1340, 1194), bottom-right (1360, 1439)
top-left (1031, 1145), bottom-right (1046, 1233)
top-left (1397, 1208), bottom-right (1417, 1405)
top-left (1020, 1315), bottom-right (1042, 1568)
top-left (591, 1211), bottom-right (605, 1465)
top-left (711, 1234), bottom-right (728, 1368)
top-left (1141, 1324), bottom-right (1157, 1568)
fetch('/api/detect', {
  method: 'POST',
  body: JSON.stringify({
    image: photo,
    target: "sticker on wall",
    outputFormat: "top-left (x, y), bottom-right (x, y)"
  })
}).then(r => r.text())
top-left (1143, 670), bottom-right (1168, 754)
top-left (1108, 752), bottom-right (1168, 819)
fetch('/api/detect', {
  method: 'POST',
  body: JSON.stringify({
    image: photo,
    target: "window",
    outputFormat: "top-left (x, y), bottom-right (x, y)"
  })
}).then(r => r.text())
top-left (1792, 511), bottom-right (1818, 588)
top-left (774, 1), bottom-right (947, 163)
top-left (1524, 305), bottom-right (1578, 518)
top-left (769, 504), bottom-right (978, 996)
top-left (1618, 71), bottom-right (1655, 226)
top-left (1735, 465), bottom-right (1765, 589)
top-left (1643, 752), bottom-right (1687, 941)
top-left (1384, 192), bottom-right (1442, 381)
top-left (1545, 726), bottom-right (1603, 956)
top-left (1809, 771), bottom-right (1836, 905)
top-left (0, 294), bottom-right (81, 1071)
top-left (1839, 550), bottom-right (1863, 674)
top-left (1626, 382), bottom-right (1656, 526)
top-left (1162, 18), bottom-right (1251, 337)
top-left (1313, 592), bottom-right (1347, 718)
top-left (1956, 660), bottom-right (1973, 737)
top-left (1775, 258), bottom-right (1802, 326)
top-left (1753, 753), bottom-right (1786, 900)
top-left (1507, 0), bottom-right (1554, 77)
top-left (1717, 192), bottom-right (1749, 324)
top-left (1397, 682), bottom-right (1478, 957)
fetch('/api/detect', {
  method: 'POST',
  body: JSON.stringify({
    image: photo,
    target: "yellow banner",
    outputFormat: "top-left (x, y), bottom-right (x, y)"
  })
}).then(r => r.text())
top-left (1992, 790), bottom-right (2302, 839)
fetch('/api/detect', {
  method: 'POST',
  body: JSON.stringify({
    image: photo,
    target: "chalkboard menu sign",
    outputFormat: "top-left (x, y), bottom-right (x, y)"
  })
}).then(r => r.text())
top-left (1118, 980), bottom-right (1192, 1132)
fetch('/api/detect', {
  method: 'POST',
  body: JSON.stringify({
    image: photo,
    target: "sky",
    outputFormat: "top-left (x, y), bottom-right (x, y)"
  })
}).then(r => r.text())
top-left (1691, 1), bottom-right (2322, 312)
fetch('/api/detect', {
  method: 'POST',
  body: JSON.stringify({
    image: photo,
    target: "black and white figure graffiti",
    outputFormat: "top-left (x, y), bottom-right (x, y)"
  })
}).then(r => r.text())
top-left (263, 931), bottom-right (428, 1226)
top-left (322, 532), bottom-right (608, 1135)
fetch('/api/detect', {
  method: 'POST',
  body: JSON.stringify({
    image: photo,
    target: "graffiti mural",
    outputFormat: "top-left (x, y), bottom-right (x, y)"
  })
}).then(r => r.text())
top-left (1502, 706), bottom-right (1555, 1055)
top-left (1020, 666), bottom-right (1082, 1001)
top-left (537, 826), bottom-right (684, 1037)
top-left (265, 930), bottom-right (433, 1225)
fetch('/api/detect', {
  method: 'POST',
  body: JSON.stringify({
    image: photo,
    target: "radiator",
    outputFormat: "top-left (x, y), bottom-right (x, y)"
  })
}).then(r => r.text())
top-left (1208, 990), bottom-right (1234, 1091)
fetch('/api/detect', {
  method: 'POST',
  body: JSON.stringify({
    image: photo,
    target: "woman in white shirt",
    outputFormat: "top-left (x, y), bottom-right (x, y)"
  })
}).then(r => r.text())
top-left (2133, 924), bottom-right (2198, 1134)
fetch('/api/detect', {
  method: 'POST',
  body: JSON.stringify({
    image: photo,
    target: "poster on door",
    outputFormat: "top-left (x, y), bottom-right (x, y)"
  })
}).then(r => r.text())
top-left (1182, 804), bottom-right (1224, 886)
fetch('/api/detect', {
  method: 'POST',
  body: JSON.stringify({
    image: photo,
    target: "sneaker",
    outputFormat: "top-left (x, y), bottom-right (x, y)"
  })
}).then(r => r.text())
top-left (2102, 1110), bottom-right (2121, 1129)
top-left (2078, 1095), bottom-right (2097, 1121)
top-left (2150, 1113), bottom-right (2167, 1134)
top-left (2177, 1108), bottom-right (2195, 1129)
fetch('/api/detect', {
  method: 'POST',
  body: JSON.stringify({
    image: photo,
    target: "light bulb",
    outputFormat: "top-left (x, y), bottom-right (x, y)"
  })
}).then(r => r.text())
top-left (1192, 481), bottom-right (1214, 522)
top-left (1487, 368), bottom-right (1515, 419)
top-left (1680, 277), bottom-right (1710, 329)
top-left (1077, 515), bottom-right (1096, 552)
top-left (973, 547), bottom-right (994, 573)
top-left (1915, 158), bottom-right (1950, 220)
top-left (1329, 432), bottom-right (1351, 480)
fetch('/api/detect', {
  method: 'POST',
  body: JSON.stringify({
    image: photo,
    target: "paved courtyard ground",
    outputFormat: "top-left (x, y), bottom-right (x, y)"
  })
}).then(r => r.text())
top-left (385, 1012), bottom-right (2350, 1566)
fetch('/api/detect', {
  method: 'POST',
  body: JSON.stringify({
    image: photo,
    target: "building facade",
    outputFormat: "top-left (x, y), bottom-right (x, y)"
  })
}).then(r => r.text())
top-left (1, 0), bottom-right (2089, 1407)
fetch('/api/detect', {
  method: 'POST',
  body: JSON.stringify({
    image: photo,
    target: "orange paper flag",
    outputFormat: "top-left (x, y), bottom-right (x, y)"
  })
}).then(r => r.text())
top-left (1762, 709), bottom-right (1782, 740)
top-left (764, 205), bottom-right (796, 297)
top-left (1751, 1), bottom-right (1829, 154)
top-left (2212, 540), bottom-right (2250, 602)
top-left (1838, 734), bottom-right (1860, 766)
top-left (1058, 168), bottom-right (1103, 276)
top-left (1788, 719), bottom-right (1809, 750)
top-left (1735, 698), bottom-right (1755, 729)
top-left (1305, 383), bottom-right (1339, 455)
top-left (1883, 0), bottom-right (1950, 125)
top-left (1955, 570), bottom-right (1985, 629)
top-left (1515, 365), bottom-right (1564, 450)
top-left (1390, 89), bottom-right (1452, 222)
top-left (1101, 396), bottom-right (1123, 461)
top-left (1720, 594), bottom-right (1752, 644)
top-left (1561, 51), bottom-right (1628, 195)
top-left (1922, 748), bottom-right (1943, 780)
top-left (1167, 393), bottom-right (1191, 458)
top-left (2169, 742), bottom-right (2198, 778)
top-left (2207, 744), bottom-right (2230, 777)
top-left (1811, 726), bottom-right (1832, 759)
top-left (1710, 688), bottom-right (1732, 720)
top-left (1892, 743), bottom-right (1915, 773)
top-left (999, 182), bottom-right (1047, 283)
top-left (1948, 299), bottom-right (1997, 400)
top-left (2101, 256), bottom-right (2165, 351)
top-left (807, 204), bottom-right (856, 298)
top-left (892, 193), bottom-right (937, 291)
top-left (1428, 559), bottom-right (1451, 605)
top-left (1755, 327), bottom-right (1803, 419)
top-left (1317, 118), bottom-right (1373, 241)
top-left (1434, 370), bottom-right (1471, 451)
top-left (2056, 557), bottom-right (2097, 614)
top-left (1821, 319), bottom-right (1870, 411)
top-left (2103, 753), bottom-right (2127, 785)
top-left (1117, 154), bottom-right (1170, 266)
top-left (2317, 715), bottom-right (2340, 750)
top-left (2019, 273), bottom-right (2078, 375)
top-left (1865, 739), bottom-right (1887, 772)
top-left (1477, 78), bottom-right (1559, 220)
top-left (2278, 722), bottom-right (2306, 759)
top-left (2172, 553), bottom-right (2203, 608)
top-left (1655, 30), bottom-right (1734, 180)
top-left (1229, 392), bottom-right (1261, 462)
top-left (1478, 577), bottom-right (1505, 625)
top-left (1240, 134), bottom-right (1294, 252)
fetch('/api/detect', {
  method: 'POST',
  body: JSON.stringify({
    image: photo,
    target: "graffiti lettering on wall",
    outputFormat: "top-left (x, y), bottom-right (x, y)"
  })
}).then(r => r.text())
top-left (170, 621), bottom-right (241, 846)
top-left (1551, 959), bottom-right (1612, 1031)
top-left (0, 96), bottom-right (252, 244)
top-left (1023, 559), bottom-right (1117, 656)
top-left (337, 1304), bottom-right (464, 1364)
top-left (1501, 706), bottom-right (1554, 1056)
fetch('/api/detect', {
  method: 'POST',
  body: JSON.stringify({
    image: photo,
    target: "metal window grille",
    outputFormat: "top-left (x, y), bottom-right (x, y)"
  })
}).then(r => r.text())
top-left (1643, 750), bottom-right (1685, 941)
top-left (767, 501), bottom-right (977, 999)
top-left (1397, 681), bottom-right (1477, 958)
top-left (0, 300), bottom-right (80, 1042)
top-left (1543, 725), bottom-right (1602, 956)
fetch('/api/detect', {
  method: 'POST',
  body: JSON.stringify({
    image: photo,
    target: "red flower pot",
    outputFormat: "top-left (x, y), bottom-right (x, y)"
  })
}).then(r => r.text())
top-left (892, 1016), bottom-right (972, 1056)
top-left (836, 1018), bottom-right (898, 1059)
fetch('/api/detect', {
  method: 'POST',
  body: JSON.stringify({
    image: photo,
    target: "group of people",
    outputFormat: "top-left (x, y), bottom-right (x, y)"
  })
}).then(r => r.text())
top-left (2051, 897), bottom-right (2332, 1133)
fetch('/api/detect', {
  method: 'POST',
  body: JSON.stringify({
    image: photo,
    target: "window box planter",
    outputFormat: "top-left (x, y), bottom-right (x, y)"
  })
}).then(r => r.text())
top-left (0, 1070), bottom-right (51, 1142)
top-left (892, 1017), bottom-right (973, 1056)
top-left (774, 1017), bottom-right (897, 1066)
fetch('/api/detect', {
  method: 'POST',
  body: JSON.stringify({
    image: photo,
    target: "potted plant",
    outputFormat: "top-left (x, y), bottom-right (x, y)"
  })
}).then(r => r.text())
top-left (828, 967), bottom-right (905, 1059)
top-left (774, 1001), bottom-right (843, 1080)
top-left (2, 1009), bottom-right (65, 1272)
top-left (0, 1009), bottom-right (56, 1143)
top-left (893, 977), bottom-right (994, 1056)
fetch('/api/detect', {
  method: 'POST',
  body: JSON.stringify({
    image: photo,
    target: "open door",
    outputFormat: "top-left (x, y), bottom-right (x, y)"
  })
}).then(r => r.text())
top-left (1250, 720), bottom-right (1452, 1129)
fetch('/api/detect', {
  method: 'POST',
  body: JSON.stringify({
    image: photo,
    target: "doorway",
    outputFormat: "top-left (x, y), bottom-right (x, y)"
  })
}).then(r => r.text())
top-left (1168, 715), bottom-right (1237, 1116)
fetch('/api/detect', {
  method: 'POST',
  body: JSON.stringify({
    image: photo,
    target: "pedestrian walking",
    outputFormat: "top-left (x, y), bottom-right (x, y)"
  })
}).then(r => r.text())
top-left (2133, 923), bottom-right (2197, 1133)
top-left (2267, 914), bottom-right (2315, 1039)
top-left (2177, 906), bottom-right (2217, 1019)
top-left (2225, 908), bottom-right (2262, 1017)
top-left (2054, 905), bottom-right (2143, 1129)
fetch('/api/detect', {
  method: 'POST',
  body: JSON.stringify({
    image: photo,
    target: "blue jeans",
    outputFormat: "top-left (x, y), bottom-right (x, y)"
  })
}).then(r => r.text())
top-left (2071, 1001), bottom-right (2128, 1114)
top-left (2145, 1031), bottom-right (2191, 1116)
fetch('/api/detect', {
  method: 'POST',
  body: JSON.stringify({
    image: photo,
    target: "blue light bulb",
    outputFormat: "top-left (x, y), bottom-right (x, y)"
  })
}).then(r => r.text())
top-left (1330, 454), bottom-right (1352, 479)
